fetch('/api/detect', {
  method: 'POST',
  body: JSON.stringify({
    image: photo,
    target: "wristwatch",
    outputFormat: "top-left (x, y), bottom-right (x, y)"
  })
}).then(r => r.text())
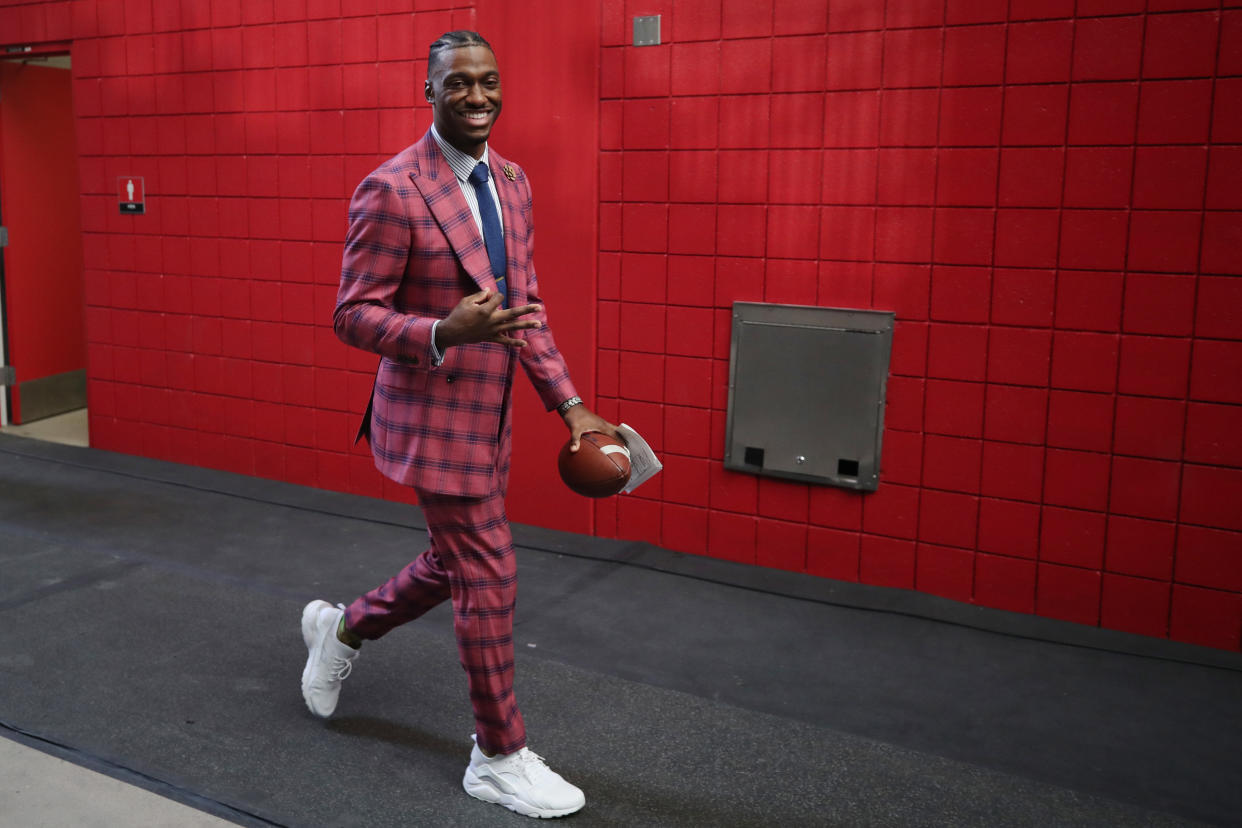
top-left (556, 396), bottom-right (583, 414)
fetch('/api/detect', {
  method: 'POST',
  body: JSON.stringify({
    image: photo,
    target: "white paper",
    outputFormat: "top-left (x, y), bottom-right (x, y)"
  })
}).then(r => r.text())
top-left (616, 423), bottom-right (662, 494)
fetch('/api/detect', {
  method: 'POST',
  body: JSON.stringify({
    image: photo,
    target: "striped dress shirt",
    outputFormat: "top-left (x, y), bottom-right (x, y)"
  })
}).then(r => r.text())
top-left (428, 124), bottom-right (506, 365)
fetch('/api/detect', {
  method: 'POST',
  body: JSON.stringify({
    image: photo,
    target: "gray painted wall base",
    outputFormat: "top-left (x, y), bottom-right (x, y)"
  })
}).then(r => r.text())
top-left (15, 369), bottom-right (86, 423)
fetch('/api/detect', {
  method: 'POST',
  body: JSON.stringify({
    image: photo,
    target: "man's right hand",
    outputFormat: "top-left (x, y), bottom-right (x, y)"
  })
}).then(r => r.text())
top-left (435, 289), bottom-right (542, 351)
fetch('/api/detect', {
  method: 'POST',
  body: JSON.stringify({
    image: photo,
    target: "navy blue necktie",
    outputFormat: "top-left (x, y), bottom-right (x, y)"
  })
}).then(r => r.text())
top-left (467, 162), bottom-right (507, 305)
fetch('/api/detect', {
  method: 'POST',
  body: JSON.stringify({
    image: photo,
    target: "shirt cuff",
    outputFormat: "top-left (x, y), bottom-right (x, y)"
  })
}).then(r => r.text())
top-left (429, 320), bottom-right (446, 366)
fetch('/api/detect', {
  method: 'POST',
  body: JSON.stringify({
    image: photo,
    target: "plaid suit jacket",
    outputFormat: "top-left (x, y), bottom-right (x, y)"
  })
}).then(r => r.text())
top-left (334, 131), bottom-right (578, 498)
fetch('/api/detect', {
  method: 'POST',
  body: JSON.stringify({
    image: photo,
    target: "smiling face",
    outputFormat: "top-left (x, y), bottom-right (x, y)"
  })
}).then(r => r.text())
top-left (424, 45), bottom-right (502, 160)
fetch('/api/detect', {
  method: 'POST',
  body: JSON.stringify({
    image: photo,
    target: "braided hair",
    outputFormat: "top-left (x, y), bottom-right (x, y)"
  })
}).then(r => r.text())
top-left (428, 30), bottom-right (495, 73)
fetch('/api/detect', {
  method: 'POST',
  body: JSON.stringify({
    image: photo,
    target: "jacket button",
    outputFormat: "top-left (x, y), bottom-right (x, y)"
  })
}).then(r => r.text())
top-left (445, 376), bottom-right (455, 384)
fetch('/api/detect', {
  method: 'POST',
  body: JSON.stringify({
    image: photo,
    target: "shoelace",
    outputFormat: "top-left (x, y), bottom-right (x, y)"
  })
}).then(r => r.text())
top-left (325, 604), bottom-right (355, 682)
top-left (514, 748), bottom-right (553, 782)
top-left (330, 655), bottom-right (354, 681)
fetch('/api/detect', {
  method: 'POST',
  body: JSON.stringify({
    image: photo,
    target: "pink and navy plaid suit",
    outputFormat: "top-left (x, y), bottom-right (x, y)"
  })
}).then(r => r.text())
top-left (332, 131), bottom-right (578, 755)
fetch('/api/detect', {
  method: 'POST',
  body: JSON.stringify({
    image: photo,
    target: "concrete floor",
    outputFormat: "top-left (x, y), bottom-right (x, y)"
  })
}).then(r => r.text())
top-left (0, 409), bottom-right (184, 826)
top-left (0, 407), bottom-right (89, 447)
top-left (0, 737), bottom-right (235, 827)
top-left (3, 427), bottom-right (1241, 826)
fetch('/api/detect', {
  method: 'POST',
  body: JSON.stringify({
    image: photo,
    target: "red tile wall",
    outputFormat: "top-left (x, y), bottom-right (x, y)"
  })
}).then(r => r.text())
top-left (4, 0), bottom-right (481, 511)
top-left (5, 0), bottom-right (604, 537)
top-left (4, 0), bottom-right (1241, 652)
top-left (596, 0), bottom-right (1242, 651)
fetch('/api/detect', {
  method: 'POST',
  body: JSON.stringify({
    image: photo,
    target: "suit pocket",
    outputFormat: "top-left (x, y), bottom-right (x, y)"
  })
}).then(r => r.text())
top-left (379, 357), bottom-right (429, 397)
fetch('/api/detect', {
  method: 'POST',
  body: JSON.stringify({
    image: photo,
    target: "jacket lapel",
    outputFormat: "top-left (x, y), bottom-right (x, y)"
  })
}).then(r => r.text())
top-left (408, 133), bottom-right (495, 293)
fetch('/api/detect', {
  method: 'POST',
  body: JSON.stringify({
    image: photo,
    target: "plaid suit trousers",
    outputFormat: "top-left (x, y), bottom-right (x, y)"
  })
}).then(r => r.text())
top-left (343, 489), bottom-right (526, 756)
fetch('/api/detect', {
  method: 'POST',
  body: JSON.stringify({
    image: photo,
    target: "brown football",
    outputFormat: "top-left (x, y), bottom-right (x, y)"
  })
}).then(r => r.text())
top-left (558, 432), bottom-right (631, 498)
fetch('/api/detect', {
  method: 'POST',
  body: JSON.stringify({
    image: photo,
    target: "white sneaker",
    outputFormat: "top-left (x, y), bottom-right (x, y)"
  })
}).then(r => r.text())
top-left (463, 736), bottom-right (586, 818)
top-left (300, 600), bottom-right (358, 718)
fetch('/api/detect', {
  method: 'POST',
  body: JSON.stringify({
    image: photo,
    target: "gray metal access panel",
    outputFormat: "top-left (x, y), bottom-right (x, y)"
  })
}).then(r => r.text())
top-left (725, 302), bottom-right (895, 492)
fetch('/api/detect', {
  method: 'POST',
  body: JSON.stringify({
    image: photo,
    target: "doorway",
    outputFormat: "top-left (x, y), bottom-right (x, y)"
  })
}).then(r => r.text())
top-left (0, 49), bottom-right (88, 447)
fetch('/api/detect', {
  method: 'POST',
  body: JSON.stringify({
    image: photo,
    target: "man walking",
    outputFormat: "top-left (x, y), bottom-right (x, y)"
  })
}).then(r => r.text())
top-left (301, 30), bottom-right (613, 818)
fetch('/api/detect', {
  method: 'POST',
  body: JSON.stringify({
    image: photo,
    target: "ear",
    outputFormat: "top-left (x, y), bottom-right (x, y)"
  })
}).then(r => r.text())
top-left (424, 81), bottom-right (434, 102)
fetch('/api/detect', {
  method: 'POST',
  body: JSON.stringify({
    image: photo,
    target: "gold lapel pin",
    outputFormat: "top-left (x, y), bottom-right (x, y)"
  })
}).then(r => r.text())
top-left (503, 164), bottom-right (517, 181)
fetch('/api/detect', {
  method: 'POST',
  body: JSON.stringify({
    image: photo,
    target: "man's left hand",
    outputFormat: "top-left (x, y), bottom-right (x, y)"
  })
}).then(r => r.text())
top-left (561, 405), bottom-right (620, 452)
